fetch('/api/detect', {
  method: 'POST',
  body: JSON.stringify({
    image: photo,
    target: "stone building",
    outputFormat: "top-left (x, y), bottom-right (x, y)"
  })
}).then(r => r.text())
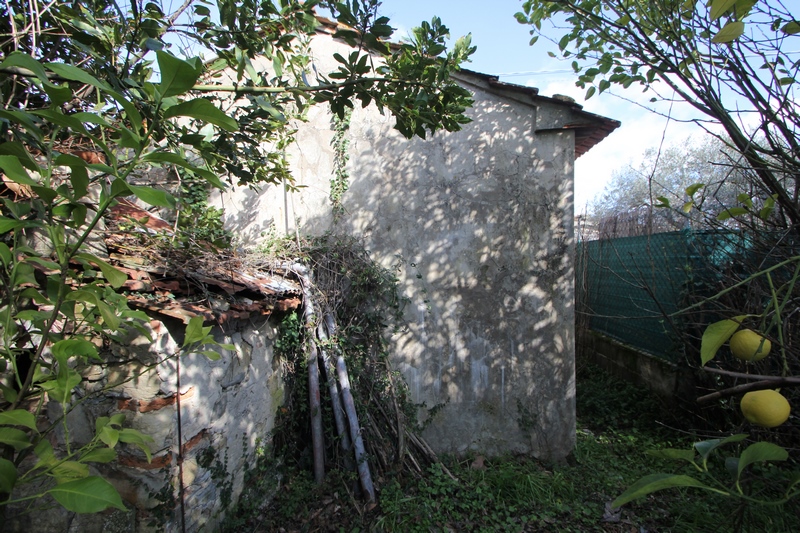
top-left (214, 26), bottom-right (619, 460)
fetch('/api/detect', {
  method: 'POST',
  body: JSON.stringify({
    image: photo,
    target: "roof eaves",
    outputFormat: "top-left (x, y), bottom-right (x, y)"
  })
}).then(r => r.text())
top-left (314, 20), bottom-right (620, 157)
top-left (456, 69), bottom-right (619, 157)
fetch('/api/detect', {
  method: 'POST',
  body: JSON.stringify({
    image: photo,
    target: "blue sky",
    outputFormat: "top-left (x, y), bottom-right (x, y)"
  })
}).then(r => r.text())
top-left (376, 0), bottom-right (709, 210)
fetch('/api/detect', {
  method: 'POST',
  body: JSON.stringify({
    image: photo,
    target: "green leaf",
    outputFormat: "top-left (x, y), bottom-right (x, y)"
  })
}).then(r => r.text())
top-left (48, 476), bottom-right (126, 513)
top-left (0, 52), bottom-right (50, 82)
top-left (45, 62), bottom-right (105, 89)
top-left (54, 154), bottom-right (90, 198)
top-left (782, 21), bottom-right (800, 35)
top-left (79, 447), bottom-right (117, 464)
top-left (0, 155), bottom-right (37, 185)
top-left (681, 201), bottom-right (693, 214)
top-left (199, 350), bottom-right (222, 361)
top-left (0, 217), bottom-right (25, 234)
top-left (110, 177), bottom-right (132, 198)
top-left (0, 409), bottom-right (37, 430)
top-left (51, 338), bottom-right (100, 361)
top-left (95, 416), bottom-right (110, 434)
top-left (53, 461), bottom-right (90, 483)
top-left (733, 0), bottom-right (758, 19)
top-left (716, 206), bottom-right (748, 220)
top-left (712, 21), bottom-right (745, 43)
top-left (141, 150), bottom-right (192, 166)
top-left (585, 86), bottom-right (596, 99)
top-left (43, 83), bottom-right (72, 107)
top-left (46, 63), bottom-right (144, 133)
top-left (654, 196), bottom-right (671, 208)
top-left (737, 442), bottom-right (788, 480)
top-left (156, 52), bottom-right (202, 98)
top-left (74, 253), bottom-right (128, 289)
top-left (14, 310), bottom-right (52, 323)
top-left (141, 151), bottom-right (225, 189)
top-left (685, 182), bottom-right (704, 196)
top-left (0, 242), bottom-right (11, 264)
top-left (95, 298), bottom-right (121, 332)
top-left (736, 193), bottom-right (753, 207)
top-left (0, 144), bottom-right (37, 174)
top-left (710, 0), bottom-right (737, 21)
top-left (65, 289), bottom-right (121, 331)
top-left (0, 384), bottom-right (18, 403)
top-left (0, 427), bottom-right (33, 451)
top-left (695, 434), bottom-right (748, 461)
top-left (118, 428), bottom-right (154, 462)
top-left (0, 457), bottom-right (17, 494)
top-left (31, 185), bottom-right (59, 205)
top-left (183, 315), bottom-right (211, 347)
top-left (700, 316), bottom-right (746, 365)
top-left (163, 98), bottom-right (238, 131)
top-left (31, 109), bottom-right (88, 135)
top-left (612, 474), bottom-right (715, 508)
top-left (39, 362), bottom-right (82, 404)
top-left (0, 110), bottom-right (43, 139)
top-left (33, 439), bottom-right (56, 470)
top-left (99, 425), bottom-right (119, 448)
top-left (127, 184), bottom-right (176, 209)
top-left (25, 256), bottom-right (61, 270)
top-left (759, 195), bottom-right (776, 220)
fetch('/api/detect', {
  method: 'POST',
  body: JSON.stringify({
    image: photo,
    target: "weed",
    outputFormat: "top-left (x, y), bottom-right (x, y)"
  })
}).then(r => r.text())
top-left (221, 362), bottom-right (800, 532)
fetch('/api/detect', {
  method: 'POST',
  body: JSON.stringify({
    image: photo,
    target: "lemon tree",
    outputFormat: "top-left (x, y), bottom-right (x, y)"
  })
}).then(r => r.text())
top-left (611, 315), bottom-right (798, 510)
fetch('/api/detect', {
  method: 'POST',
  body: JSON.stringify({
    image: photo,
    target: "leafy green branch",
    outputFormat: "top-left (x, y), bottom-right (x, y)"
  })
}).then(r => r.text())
top-left (613, 434), bottom-right (800, 509)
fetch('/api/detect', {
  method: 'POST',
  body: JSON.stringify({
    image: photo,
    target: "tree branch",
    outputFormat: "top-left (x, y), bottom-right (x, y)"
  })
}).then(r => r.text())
top-left (697, 369), bottom-right (800, 404)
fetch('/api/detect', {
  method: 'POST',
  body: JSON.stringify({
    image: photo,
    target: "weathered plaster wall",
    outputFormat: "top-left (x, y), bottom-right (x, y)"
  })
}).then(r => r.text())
top-left (6, 317), bottom-right (282, 533)
top-left (213, 32), bottom-right (578, 460)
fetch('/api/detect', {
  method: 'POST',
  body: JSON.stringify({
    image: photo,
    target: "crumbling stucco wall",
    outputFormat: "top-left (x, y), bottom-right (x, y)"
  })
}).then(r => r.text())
top-left (6, 317), bottom-right (282, 533)
top-left (214, 31), bottom-right (579, 460)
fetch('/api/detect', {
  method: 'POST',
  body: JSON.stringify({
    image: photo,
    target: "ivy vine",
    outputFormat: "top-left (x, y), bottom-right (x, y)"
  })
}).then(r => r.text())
top-left (330, 109), bottom-right (353, 218)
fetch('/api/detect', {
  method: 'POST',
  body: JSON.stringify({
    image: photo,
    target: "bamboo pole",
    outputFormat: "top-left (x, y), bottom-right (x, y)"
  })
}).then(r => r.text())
top-left (317, 318), bottom-right (354, 470)
top-left (325, 312), bottom-right (376, 501)
top-left (296, 265), bottom-right (325, 483)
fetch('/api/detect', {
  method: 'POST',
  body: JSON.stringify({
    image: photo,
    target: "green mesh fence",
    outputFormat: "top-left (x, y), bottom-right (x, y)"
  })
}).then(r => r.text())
top-left (577, 230), bottom-right (745, 363)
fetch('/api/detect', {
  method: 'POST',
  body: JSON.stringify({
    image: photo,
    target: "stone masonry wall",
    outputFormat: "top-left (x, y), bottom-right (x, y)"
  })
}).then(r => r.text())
top-left (6, 316), bottom-right (283, 533)
top-left (213, 31), bottom-right (580, 460)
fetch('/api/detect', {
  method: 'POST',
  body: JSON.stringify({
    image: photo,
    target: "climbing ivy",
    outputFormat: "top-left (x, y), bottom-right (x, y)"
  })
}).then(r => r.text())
top-left (177, 171), bottom-right (232, 248)
top-left (330, 109), bottom-right (352, 218)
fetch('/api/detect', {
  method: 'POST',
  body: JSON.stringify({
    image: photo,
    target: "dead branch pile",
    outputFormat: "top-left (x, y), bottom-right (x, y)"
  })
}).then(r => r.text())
top-left (251, 235), bottom-right (452, 494)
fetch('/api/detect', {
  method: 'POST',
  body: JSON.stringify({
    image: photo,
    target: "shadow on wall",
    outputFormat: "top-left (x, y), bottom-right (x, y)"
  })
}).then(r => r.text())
top-left (218, 175), bottom-right (278, 246)
top-left (293, 88), bottom-right (577, 459)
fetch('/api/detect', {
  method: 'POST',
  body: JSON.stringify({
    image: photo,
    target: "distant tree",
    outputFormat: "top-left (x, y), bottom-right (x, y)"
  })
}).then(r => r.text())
top-left (517, 0), bottom-right (800, 227)
top-left (592, 136), bottom-right (754, 230)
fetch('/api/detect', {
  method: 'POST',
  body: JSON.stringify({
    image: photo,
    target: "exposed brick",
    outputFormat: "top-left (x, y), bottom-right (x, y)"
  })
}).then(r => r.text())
top-left (118, 452), bottom-right (172, 470)
top-left (117, 387), bottom-right (195, 413)
top-left (181, 429), bottom-right (208, 454)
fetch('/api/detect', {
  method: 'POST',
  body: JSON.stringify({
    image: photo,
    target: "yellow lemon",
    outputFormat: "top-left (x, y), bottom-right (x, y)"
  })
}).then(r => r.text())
top-left (740, 390), bottom-right (791, 428)
top-left (730, 329), bottom-right (771, 361)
